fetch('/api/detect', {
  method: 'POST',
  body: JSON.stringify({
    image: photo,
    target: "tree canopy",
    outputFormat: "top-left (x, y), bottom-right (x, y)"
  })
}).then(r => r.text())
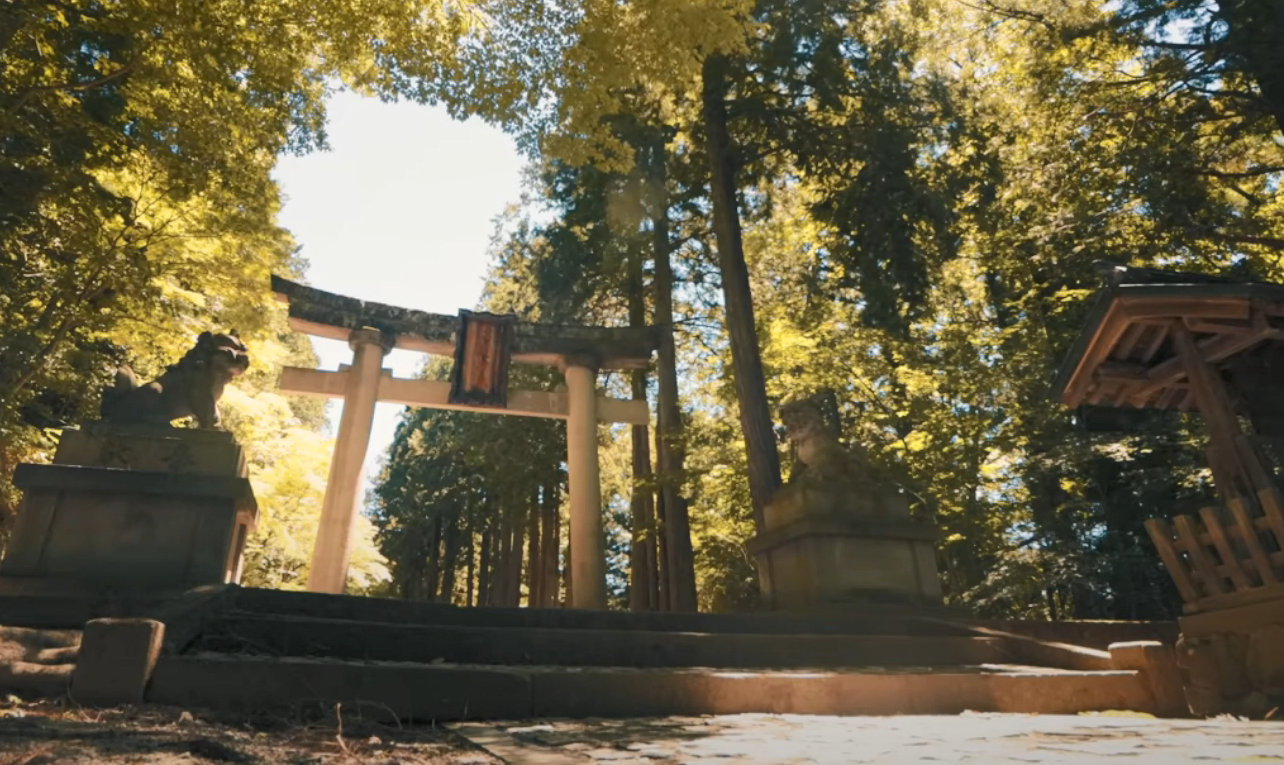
top-left (3, 0), bottom-right (1281, 618)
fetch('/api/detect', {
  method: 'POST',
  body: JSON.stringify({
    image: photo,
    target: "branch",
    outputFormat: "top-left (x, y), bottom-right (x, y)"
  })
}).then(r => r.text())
top-left (949, 0), bottom-right (1056, 31)
top-left (1190, 229), bottom-right (1284, 251)
top-left (6, 56), bottom-right (141, 116)
top-left (1196, 166), bottom-right (1284, 179)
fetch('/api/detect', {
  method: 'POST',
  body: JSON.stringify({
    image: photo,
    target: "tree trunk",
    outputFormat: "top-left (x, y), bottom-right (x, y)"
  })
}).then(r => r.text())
top-left (629, 376), bottom-right (659, 612)
top-left (701, 55), bottom-right (782, 534)
top-left (653, 472), bottom-right (671, 611)
top-left (1219, 1), bottom-right (1284, 137)
top-left (646, 137), bottom-right (698, 611)
top-left (478, 524), bottom-right (492, 606)
top-left (466, 529), bottom-right (475, 607)
top-left (422, 516), bottom-right (443, 603)
top-left (626, 241), bottom-right (659, 612)
top-left (496, 509), bottom-right (513, 606)
top-left (439, 520), bottom-right (462, 604)
top-left (541, 482), bottom-right (560, 607)
top-left (527, 487), bottom-right (543, 607)
top-left (508, 507), bottom-right (526, 607)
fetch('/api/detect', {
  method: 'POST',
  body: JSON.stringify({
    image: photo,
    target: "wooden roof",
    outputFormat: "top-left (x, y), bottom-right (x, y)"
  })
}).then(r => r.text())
top-left (271, 276), bottom-right (660, 371)
top-left (1055, 265), bottom-right (1284, 411)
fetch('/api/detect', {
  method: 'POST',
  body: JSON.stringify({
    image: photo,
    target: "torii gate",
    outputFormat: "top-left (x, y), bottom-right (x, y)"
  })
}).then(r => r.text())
top-left (270, 276), bottom-right (658, 609)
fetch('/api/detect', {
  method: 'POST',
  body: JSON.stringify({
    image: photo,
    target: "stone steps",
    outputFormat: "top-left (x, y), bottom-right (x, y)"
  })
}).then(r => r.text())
top-left (197, 612), bottom-right (1012, 669)
top-left (0, 586), bottom-right (1184, 719)
top-left (230, 587), bottom-right (976, 636)
top-left (147, 653), bottom-right (1154, 720)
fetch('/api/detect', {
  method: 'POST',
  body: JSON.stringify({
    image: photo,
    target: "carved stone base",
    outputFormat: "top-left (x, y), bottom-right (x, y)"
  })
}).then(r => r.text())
top-left (747, 515), bottom-right (944, 611)
top-left (55, 423), bottom-right (247, 477)
top-left (0, 426), bottom-right (256, 590)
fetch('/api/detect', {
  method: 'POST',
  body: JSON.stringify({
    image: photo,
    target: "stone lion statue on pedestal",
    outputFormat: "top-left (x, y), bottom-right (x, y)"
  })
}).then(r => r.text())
top-left (779, 398), bottom-right (877, 486)
top-left (99, 331), bottom-right (249, 429)
top-left (767, 397), bottom-right (908, 529)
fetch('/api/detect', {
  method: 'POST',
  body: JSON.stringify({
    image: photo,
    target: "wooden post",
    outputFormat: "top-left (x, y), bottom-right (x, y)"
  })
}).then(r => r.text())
top-left (1173, 515), bottom-right (1226, 596)
top-left (564, 361), bottom-right (607, 609)
top-left (1173, 323), bottom-right (1254, 500)
top-left (307, 328), bottom-right (390, 594)
top-left (1226, 497), bottom-right (1278, 585)
top-left (1198, 507), bottom-right (1250, 590)
top-left (1143, 518), bottom-right (1200, 603)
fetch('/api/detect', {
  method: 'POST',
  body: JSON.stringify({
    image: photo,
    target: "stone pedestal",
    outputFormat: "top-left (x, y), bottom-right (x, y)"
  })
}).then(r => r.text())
top-left (748, 484), bottom-right (943, 610)
top-left (0, 425), bottom-right (256, 590)
top-left (1173, 593), bottom-right (1284, 718)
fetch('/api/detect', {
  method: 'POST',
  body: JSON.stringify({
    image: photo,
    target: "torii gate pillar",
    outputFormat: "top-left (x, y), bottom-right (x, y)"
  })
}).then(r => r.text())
top-left (308, 328), bottom-right (392, 594)
top-left (564, 360), bottom-right (607, 609)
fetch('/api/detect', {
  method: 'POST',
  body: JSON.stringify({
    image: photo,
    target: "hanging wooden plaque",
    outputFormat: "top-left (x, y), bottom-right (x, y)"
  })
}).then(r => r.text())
top-left (448, 309), bottom-right (517, 407)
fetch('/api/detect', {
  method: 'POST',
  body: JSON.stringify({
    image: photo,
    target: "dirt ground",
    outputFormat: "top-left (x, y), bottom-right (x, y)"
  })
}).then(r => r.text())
top-left (0, 695), bottom-right (501, 765)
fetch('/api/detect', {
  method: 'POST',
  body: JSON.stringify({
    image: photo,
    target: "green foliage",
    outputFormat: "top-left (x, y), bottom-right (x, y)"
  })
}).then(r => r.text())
top-left (365, 0), bottom-right (1282, 619)
top-left (0, 0), bottom-right (461, 577)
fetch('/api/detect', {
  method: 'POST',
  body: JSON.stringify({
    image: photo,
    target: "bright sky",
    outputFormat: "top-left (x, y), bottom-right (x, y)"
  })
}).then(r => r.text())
top-left (272, 90), bottom-right (525, 500)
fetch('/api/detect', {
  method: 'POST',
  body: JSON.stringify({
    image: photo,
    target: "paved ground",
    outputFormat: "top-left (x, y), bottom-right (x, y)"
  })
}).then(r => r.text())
top-left (0, 699), bottom-right (500, 764)
top-left (456, 713), bottom-right (1284, 764)
top-left (3, 698), bottom-right (1283, 763)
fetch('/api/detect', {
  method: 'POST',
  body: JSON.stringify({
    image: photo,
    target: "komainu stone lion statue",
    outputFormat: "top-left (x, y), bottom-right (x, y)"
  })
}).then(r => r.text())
top-left (779, 398), bottom-right (875, 486)
top-left (100, 331), bottom-right (249, 429)
top-left (765, 397), bottom-right (910, 529)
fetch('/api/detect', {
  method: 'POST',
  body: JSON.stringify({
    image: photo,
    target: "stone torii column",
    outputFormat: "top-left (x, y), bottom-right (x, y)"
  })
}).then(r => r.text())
top-left (307, 328), bottom-right (393, 594)
top-left (563, 357), bottom-right (606, 609)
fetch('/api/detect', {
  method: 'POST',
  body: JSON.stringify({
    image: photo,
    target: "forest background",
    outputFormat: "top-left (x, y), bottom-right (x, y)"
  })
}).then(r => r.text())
top-left (2, 0), bottom-right (1281, 618)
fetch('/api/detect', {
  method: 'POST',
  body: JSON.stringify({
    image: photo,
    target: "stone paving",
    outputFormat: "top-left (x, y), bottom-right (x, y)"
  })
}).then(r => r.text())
top-left (457, 712), bottom-right (1284, 764)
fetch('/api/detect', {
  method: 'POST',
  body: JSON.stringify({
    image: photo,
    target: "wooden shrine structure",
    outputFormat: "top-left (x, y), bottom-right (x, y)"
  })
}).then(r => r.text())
top-left (1056, 264), bottom-right (1284, 615)
top-left (270, 276), bottom-right (660, 608)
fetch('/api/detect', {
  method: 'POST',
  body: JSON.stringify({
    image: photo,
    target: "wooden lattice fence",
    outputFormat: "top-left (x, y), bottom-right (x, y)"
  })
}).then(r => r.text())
top-left (1145, 487), bottom-right (1284, 613)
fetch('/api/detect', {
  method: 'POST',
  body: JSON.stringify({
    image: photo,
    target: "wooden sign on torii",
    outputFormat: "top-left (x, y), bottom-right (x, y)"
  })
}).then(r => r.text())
top-left (270, 276), bottom-right (659, 609)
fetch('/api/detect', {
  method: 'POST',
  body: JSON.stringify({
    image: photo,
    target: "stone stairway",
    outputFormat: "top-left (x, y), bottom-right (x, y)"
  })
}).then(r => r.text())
top-left (0, 584), bottom-right (1187, 719)
top-left (128, 587), bottom-right (1185, 720)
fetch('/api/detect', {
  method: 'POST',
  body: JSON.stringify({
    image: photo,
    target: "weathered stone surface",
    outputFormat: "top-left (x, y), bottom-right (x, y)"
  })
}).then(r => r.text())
top-left (229, 585), bottom-right (976, 636)
top-left (752, 527), bottom-right (943, 609)
top-left (0, 452), bottom-right (255, 589)
top-left (1246, 624), bottom-right (1284, 692)
top-left (272, 274), bottom-right (659, 370)
top-left (1108, 641), bottom-right (1188, 718)
top-left (198, 613), bottom-right (1009, 668)
top-left (70, 618), bottom-right (164, 705)
top-left (148, 654), bottom-right (533, 721)
top-left (1175, 632), bottom-right (1250, 700)
top-left (55, 424), bottom-right (247, 477)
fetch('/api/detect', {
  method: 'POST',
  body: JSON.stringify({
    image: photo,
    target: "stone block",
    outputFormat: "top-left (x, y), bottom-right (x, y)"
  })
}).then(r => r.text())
top-left (0, 461), bottom-right (255, 590)
top-left (1109, 641), bottom-right (1189, 717)
top-left (70, 618), bottom-right (164, 705)
top-left (1246, 624), bottom-right (1284, 692)
top-left (748, 516), bottom-right (942, 610)
top-left (148, 654), bottom-right (533, 721)
top-left (763, 486), bottom-right (910, 530)
top-left (55, 424), bottom-right (246, 477)
top-left (1176, 633), bottom-right (1251, 698)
